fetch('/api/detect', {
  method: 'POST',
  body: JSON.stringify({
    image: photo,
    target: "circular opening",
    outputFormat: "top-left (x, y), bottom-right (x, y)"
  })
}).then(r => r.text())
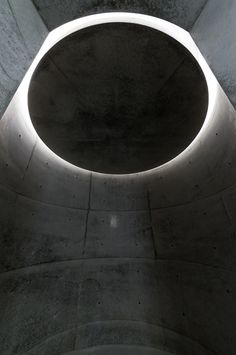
top-left (28, 22), bottom-right (208, 174)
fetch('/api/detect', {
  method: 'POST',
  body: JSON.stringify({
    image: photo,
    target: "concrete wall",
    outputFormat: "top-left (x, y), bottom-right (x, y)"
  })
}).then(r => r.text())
top-left (2, 0), bottom-right (236, 116)
top-left (32, 0), bottom-right (208, 30)
top-left (32, 0), bottom-right (236, 111)
top-left (0, 14), bottom-right (235, 353)
top-left (0, 0), bottom-right (47, 118)
top-left (1, 0), bottom-right (236, 116)
top-left (191, 0), bottom-right (236, 108)
top-left (0, 2), bottom-right (236, 355)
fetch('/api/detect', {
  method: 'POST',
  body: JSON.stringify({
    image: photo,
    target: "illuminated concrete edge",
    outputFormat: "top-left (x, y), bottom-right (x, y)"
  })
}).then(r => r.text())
top-left (10, 12), bottom-right (219, 176)
top-left (0, 13), bottom-right (236, 355)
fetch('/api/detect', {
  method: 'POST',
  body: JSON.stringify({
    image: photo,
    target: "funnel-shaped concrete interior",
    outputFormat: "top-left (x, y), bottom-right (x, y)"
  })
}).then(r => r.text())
top-left (29, 23), bottom-right (208, 174)
top-left (1, 9), bottom-right (236, 355)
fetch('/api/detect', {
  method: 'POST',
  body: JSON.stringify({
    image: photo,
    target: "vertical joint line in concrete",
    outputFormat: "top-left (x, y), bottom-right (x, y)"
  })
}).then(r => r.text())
top-left (22, 137), bottom-right (37, 181)
top-left (82, 173), bottom-right (92, 255)
top-left (147, 190), bottom-right (157, 259)
top-left (221, 194), bottom-right (232, 225)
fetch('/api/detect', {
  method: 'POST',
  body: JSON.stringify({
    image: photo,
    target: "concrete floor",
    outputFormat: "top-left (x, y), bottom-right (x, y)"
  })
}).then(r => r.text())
top-left (0, 3), bottom-right (236, 355)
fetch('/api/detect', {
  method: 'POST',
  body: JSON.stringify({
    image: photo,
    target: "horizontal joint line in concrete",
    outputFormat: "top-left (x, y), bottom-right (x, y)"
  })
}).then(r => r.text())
top-left (0, 257), bottom-right (235, 278)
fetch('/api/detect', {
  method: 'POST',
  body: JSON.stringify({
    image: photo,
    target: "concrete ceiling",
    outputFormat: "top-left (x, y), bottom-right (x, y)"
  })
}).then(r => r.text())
top-left (32, 0), bottom-right (208, 31)
top-left (0, 2), bottom-right (236, 355)
top-left (29, 22), bottom-right (208, 173)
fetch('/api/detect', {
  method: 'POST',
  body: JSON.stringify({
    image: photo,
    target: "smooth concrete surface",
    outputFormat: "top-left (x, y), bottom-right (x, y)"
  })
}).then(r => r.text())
top-left (0, 0), bottom-right (48, 118)
top-left (31, 0), bottom-right (236, 112)
top-left (2, 0), bottom-right (236, 121)
top-left (191, 0), bottom-right (236, 108)
top-left (0, 8), bottom-right (236, 355)
top-left (0, 12), bottom-right (235, 355)
top-left (60, 345), bottom-right (178, 354)
top-left (2, 0), bottom-right (236, 125)
top-left (32, 0), bottom-right (208, 31)
top-left (29, 22), bottom-right (208, 173)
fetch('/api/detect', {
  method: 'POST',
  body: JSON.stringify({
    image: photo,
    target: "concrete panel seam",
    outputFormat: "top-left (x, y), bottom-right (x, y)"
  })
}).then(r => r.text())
top-left (190, 0), bottom-right (209, 31)
top-left (2, 175), bottom-right (236, 212)
top-left (30, 0), bottom-right (49, 31)
top-left (220, 194), bottom-right (233, 224)
top-left (22, 137), bottom-right (38, 181)
top-left (1, 257), bottom-right (235, 278)
top-left (147, 190), bottom-right (157, 259)
top-left (82, 173), bottom-right (92, 255)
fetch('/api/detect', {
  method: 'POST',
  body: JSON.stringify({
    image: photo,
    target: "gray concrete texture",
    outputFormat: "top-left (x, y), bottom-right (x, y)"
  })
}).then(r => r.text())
top-left (0, 0), bottom-right (48, 118)
top-left (191, 0), bottom-right (236, 107)
top-left (0, 2), bottom-right (236, 355)
top-left (29, 22), bottom-right (208, 173)
top-left (31, 0), bottom-right (236, 108)
top-left (32, 0), bottom-right (208, 31)
top-left (1, 0), bottom-right (236, 117)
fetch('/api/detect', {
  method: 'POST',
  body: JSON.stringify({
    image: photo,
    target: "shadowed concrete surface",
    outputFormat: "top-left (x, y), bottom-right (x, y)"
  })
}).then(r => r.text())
top-left (0, 4), bottom-right (236, 355)
top-left (32, 0), bottom-right (208, 31)
top-left (59, 346), bottom-right (176, 354)
top-left (2, 0), bottom-right (236, 118)
top-left (31, 0), bottom-right (236, 108)
top-left (29, 23), bottom-right (208, 173)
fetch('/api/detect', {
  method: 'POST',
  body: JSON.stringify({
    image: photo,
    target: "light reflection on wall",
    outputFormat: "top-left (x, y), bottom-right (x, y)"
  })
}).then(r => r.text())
top-left (14, 12), bottom-right (218, 177)
top-left (110, 215), bottom-right (118, 229)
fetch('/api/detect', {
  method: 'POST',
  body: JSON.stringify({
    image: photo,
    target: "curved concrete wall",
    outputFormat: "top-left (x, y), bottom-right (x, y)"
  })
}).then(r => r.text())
top-left (0, 13), bottom-right (235, 355)
top-left (28, 22), bottom-right (208, 174)
top-left (32, 0), bottom-right (236, 111)
top-left (2, 0), bottom-right (236, 119)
